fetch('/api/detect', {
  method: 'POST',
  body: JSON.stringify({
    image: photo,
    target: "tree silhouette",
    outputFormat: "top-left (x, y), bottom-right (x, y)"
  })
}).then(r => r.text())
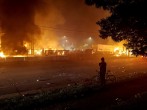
top-left (85, 0), bottom-right (147, 56)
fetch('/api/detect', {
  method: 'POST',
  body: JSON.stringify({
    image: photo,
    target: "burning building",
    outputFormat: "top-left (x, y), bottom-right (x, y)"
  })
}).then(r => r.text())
top-left (0, 0), bottom-right (46, 55)
top-left (1, 34), bottom-right (27, 55)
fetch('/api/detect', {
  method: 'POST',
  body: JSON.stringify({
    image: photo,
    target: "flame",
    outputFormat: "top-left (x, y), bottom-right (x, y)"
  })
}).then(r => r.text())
top-left (0, 52), bottom-right (6, 58)
top-left (13, 55), bottom-right (27, 57)
top-left (114, 47), bottom-right (119, 52)
top-left (34, 49), bottom-right (42, 55)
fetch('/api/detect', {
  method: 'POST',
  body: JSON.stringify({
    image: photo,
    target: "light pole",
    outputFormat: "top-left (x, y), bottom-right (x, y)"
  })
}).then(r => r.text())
top-left (87, 37), bottom-right (93, 48)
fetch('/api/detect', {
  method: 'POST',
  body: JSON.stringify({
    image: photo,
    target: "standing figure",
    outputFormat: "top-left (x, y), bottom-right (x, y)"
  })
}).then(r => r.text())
top-left (99, 57), bottom-right (107, 86)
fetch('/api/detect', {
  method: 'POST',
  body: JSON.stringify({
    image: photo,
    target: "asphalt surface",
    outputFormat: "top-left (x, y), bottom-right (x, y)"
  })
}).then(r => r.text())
top-left (0, 56), bottom-right (146, 110)
top-left (0, 56), bottom-right (146, 98)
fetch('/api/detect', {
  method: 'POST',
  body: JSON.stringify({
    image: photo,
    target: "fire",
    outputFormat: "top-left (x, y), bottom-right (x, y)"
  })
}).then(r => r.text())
top-left (0, 52), bottom-right (6, 58)
top-left (114, 47), bottom-right (125, 57)
top-left (13, 55), bottom-right (27, 57)
top-left (57, 51), bottom-right (65, 56)
top-left (34, 49), bottom-right (42, 55)
top-left (114, 47), bottom-right (119, 52)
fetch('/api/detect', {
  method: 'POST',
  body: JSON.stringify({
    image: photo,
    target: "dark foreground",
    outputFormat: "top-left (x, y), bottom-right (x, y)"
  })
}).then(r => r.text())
top-left (0, 74), bottom-right (147, 110)
top-left (46, 75), bottom-right (147, 110)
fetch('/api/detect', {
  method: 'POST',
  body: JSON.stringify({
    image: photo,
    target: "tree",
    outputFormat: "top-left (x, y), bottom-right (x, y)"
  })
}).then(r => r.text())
top-left (85, 0), bottom-right (147, 56)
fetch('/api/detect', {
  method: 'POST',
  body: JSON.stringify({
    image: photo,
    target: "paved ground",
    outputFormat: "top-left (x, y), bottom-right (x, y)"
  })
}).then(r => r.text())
top-left (0, 57), bottom-right (146, 96)
top-left (0, 56), bottom-right (146, 109)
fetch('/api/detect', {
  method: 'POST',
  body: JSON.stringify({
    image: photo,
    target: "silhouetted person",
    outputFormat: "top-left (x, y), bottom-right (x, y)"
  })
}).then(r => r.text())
top-left (99, 57), bottom-right (107, 86)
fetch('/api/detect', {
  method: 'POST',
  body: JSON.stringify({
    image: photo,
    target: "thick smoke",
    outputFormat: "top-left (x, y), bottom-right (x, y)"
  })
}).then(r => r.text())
top-left (0, 0), bottom-right (110, 54)
top-left (0, 0), bottom-right (46, 54)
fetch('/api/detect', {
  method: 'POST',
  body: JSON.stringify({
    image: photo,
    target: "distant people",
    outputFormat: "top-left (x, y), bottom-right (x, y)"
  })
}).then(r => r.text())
top-left (99, 57), bottom-right (107, 86)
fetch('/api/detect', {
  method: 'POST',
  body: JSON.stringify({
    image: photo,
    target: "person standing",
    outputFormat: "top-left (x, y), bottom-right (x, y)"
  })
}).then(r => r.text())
top-left (99, 57), bottom-right (107, 86)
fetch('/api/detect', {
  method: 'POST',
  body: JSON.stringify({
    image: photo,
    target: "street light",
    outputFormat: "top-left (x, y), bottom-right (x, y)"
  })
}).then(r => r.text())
top-left (88, 37), bottom-right (92, 40)
top-left (63, 36), bottom-right (66, 39)
top-left (87, 37), bottom-right (93, 43)
top-left (65, 40), bottom-right (68, 43)
top-left (87, 37), bottom-right (93, 48)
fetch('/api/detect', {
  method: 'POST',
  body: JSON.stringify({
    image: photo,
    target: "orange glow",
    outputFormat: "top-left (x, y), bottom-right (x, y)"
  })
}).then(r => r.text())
top-left (34, 30), bottom-right (63, 50)
top-left (23, 41), bottom-right (29, 48)
top-left (114, 47), bottom-right (119, 52)
top-left (12, 55), bottom-right (27, 57)
top-left (0, 52), bottom-right (6, 58)
top-left (34, 50), bottom-right (42, 55)
top-left (57, 51), bottom-right (65, 56)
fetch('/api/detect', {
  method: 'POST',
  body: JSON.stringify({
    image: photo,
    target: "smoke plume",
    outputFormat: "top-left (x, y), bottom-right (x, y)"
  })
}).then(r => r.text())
top-left (0, 0), bottom-right (110, 54)
top-left (0, 0), bottom-right (46, 54)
